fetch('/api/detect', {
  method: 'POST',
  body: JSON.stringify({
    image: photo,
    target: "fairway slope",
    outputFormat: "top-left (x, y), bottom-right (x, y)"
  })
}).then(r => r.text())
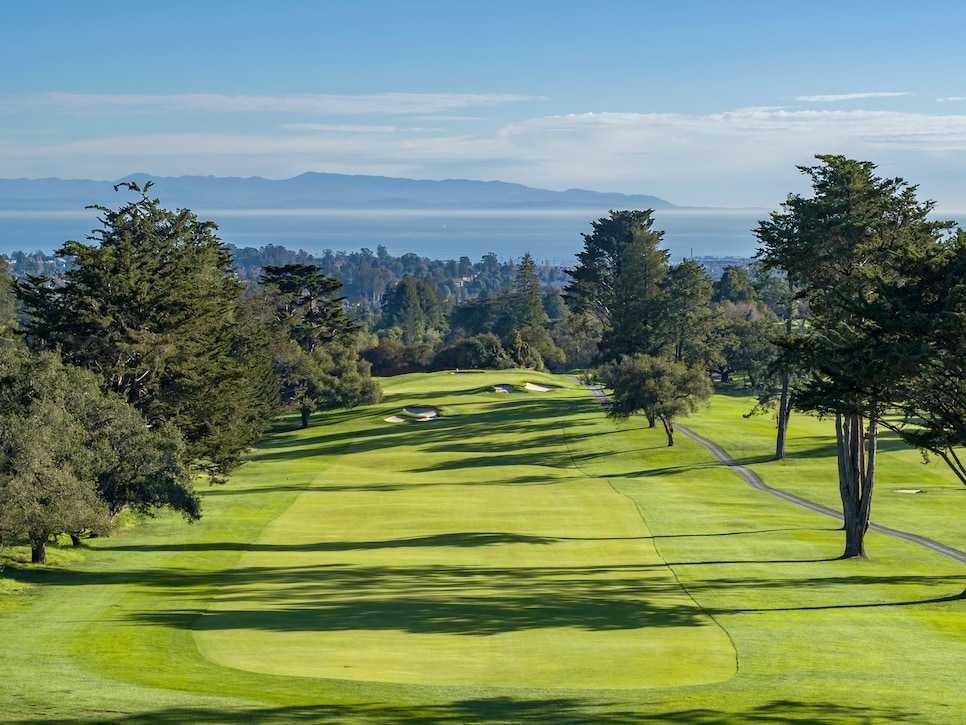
top-left (195, 371), bottom-right (737, 689)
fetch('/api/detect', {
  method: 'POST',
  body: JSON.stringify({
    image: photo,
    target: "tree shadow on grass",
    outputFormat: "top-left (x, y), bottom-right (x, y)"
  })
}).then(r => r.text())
top-left (4, 697), bottom-right (923, 724)
top-left (252, 395), bottom-right (600, 468)
top-left (785, 427), bottom-right (915, 461)
top-left (100, 531), bottom-right (563, 554)
top-left (124, 562), bottom-right (708, 635)
top-left (98, 559), bottom-right (966, 637)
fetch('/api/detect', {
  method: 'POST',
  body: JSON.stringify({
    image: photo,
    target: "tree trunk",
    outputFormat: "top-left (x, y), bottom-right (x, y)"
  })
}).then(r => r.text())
top-left (662, 418), bottom-right (675, 447)
top-left (300, 404), bottom-right (311, 429)
top-left (836, 414), bottom-right (877, 559)
top-left (31, 538), bottom-right (47, 565)
top-left (775, 369), bottom-right (790, 460)
top-left (775, 307), bottom-right (794, 461)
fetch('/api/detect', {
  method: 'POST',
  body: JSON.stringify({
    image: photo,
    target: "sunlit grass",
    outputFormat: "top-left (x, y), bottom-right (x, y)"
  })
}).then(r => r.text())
top-left (1, 372), bottom-right (966, 723)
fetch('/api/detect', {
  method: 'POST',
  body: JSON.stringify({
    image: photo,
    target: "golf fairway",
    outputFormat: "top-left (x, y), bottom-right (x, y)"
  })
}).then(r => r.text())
top-left (196, 372), bottom-right (735, 687)
top-left (6, 370), bottom-right (966, 723)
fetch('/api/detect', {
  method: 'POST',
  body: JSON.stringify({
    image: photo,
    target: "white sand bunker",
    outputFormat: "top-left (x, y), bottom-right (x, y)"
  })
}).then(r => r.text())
top-left (384, 406), bottom-right (440, 423)
top-left (895, 488), bottom-right (923, 494)
top-left (524, 382), bottom-right (556, 392)
top-left (489, 382), bottom-right (558, 394)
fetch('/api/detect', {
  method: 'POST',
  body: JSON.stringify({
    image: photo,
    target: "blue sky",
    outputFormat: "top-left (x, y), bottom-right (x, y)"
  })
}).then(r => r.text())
top-left (4, 0), bottom-right (966, 209)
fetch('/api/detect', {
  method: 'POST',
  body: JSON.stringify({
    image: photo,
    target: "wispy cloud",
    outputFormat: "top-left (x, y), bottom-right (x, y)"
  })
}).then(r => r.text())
top-left (938, 97), bottom-right (966, 103)
top-left (1, 92), bottom-right (541, 116)
top-left (280, 124), bottom-right (397, 133)
top-left (795, 92), bottom-right (913, 102)
top-left (4, 105), bottom-right (966, 207)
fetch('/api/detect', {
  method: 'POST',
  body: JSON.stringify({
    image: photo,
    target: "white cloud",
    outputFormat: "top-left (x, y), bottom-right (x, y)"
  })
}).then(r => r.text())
top-left (5, 105), bottom-right (966, 207)
top-left (280, 124), bottom-right (397, 133)
top-left (1, 92), bottom-right (540, 116)
top-left (794, 92), bottom-right (913, 102)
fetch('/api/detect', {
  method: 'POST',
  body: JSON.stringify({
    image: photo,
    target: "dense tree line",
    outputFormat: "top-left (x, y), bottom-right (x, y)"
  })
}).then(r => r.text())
top-left (562, 210), bottom-right (783, 447)
top-left (1, 184), bottom-right (382, 560)
top-left (7, 158), bottom-right (961, 564)
top-left (0, 346), bottom-right (196, 563)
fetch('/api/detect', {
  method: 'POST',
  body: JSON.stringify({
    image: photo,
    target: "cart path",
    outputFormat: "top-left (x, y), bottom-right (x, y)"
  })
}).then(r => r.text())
top-left (582, 383), bottom-right (966, 565)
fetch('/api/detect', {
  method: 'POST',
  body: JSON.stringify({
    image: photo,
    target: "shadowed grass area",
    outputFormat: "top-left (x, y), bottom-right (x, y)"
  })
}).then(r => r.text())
top-left (193, 370), bottom-right (734, 688)
top-left (2, 371), bottom-right (966, 722)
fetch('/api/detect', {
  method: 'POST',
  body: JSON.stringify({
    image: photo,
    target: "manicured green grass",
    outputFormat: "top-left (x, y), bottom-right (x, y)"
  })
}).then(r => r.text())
top-left (196, 370), bottom-right (733, 689)
top-left (2, 371), bottom-right (966, 723)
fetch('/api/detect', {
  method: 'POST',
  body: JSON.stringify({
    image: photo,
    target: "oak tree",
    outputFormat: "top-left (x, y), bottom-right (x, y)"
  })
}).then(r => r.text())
top-left (0, 347), bottom-right (197, 564)
top-left (599, 354), bottom-right (712, 446)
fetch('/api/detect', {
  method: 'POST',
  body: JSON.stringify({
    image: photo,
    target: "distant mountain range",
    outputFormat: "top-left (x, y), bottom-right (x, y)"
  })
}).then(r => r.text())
top-left (0, 172), bottom-right (674, 212)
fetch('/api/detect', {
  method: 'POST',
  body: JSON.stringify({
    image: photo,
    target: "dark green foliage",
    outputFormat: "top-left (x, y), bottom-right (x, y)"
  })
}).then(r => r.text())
top-left (709, 303), bottom-right (779, 389)
top-left (0, 257), bottom-right (16, 338)
top-left (598, 354), bottom-right (713, 446)
top-left (380, 275), bottom-right (447, 345)
top-left (513, 252), bottom-right (546, 329)
top-left (564, 210), bottom-right (670, 362)
top-left (259, 264), bottom-right (381, 428)
top-left (660, 258), bottom-right (716, 367)
top-left (0, 346), bottom-right (197, 564)
top-left (434, 333), bottom-right (512, 370)
top-left (541, 287), bottom-right (568, 321)
top-left (755, 155), bottom-right (955, 557)
top-left (713, 265), bottom-right (756, 304)
top-left (260, 264), bottom-right (356, 351)
top-left (846, 229), bottom-right (966, 483)
top-left (15, 183), bottom-right (268, 473)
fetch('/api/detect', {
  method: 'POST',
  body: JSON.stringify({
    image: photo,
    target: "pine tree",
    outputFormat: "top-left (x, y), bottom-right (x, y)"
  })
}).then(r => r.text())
top-left (16, 183), bottom-right (270, 472)
top-left (564, 210), bottom-right (669, 362)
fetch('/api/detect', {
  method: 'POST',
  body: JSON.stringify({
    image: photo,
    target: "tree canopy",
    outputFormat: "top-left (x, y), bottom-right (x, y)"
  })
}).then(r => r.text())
top-left (755, 154), bottom-right (956, 558)
top-left (259, 263), bottom-right (382, 428)
top-left (0, 346), bottom-right (197, 564)
top-left (564, 210), bottom-right (670, 362)
top-left (599, 354), bottom-right (713, 446)
top-left (15, 183), bottom-right (277, 472)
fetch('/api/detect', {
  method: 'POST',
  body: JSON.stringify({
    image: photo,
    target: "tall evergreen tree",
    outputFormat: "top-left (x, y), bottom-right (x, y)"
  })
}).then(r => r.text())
top-left (0, 256), bottom-right (16, 338)
top-left (260, 264), bottom-right (381, 428)
top-left (15, 183), bottom-right (270, 472)
top-left (756, 155), bottom-right (953, 558)
top-left (659, 258), bottom-right (715, 366)
top-left (564, 210), bottom-right (669, 362)
top-left (513, 252), bottom-right (546, 329)
top-left (852, 228), bottom-right (966, 483)
top-left (380, 275), bottom-right (446, 345)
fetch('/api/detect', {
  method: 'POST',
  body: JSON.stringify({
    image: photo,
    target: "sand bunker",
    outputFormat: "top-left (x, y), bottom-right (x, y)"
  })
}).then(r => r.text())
top-left (490, 382), bottom-right (558, 394)
top-left (384, 406), bottom-right (440, 423)
top-left (524, 382), bottom-right (555, 392)
top-left (895, 489), bottom-right (923, 494)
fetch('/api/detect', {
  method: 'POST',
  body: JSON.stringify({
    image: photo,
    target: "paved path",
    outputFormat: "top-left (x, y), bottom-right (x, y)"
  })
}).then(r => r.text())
top-left (582, 382), bottom-right (966, 564)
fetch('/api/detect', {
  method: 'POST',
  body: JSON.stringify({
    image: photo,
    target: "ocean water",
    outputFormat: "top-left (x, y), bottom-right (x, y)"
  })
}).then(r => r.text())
top-left (0, 207), bottom-right (768, 263)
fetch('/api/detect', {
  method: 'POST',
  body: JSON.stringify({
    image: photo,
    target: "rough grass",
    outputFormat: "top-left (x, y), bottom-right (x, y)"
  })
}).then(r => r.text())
top-left (2, 371), bottom-right (966, 723)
